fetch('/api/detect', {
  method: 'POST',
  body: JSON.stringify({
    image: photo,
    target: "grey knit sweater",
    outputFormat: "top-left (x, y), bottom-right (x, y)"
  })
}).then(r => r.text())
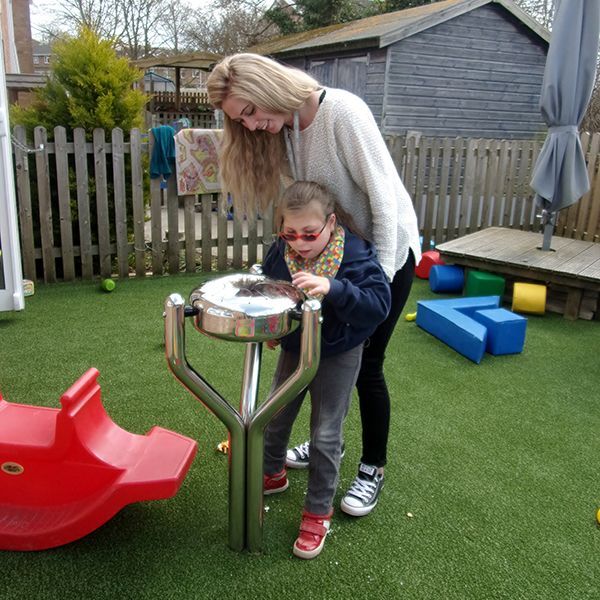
top-left (288, 87), bottom-right (421, 280)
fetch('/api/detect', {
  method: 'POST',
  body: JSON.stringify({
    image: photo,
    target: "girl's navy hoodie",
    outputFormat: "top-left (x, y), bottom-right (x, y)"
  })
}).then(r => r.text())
top-left (262, 228), bottom-right (391, 357)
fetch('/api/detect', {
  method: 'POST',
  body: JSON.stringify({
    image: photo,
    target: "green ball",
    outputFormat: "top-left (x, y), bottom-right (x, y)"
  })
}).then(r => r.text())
top-left (101, 278), bottom-right (116, 292)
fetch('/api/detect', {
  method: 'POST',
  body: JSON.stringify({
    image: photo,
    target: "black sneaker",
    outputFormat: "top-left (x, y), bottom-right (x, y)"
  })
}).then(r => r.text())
top-left (340, 463), bottom-right (384, 517)
top-left (286, 441), bottom-right (346, 469)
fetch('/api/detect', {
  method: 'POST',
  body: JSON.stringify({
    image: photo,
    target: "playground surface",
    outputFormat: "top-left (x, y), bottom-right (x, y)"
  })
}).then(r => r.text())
top-left (0, 274), bottom-right (599, 600)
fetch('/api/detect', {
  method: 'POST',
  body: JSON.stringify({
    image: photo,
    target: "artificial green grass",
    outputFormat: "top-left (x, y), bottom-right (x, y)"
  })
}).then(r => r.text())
top-left (1, 275), bottom-right (599, 600)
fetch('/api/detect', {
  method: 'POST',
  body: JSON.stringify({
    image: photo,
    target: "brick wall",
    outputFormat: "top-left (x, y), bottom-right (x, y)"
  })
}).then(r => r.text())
top-left (12, 0), bottom-right (33, 73)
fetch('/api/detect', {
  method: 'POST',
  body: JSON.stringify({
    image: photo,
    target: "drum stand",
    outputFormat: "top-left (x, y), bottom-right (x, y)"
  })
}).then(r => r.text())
top-left (164, 293), bottom-right (321, 552)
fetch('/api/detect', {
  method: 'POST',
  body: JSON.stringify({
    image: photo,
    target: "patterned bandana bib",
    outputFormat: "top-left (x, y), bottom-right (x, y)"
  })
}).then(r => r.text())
top-left (284, 225), bottom-right (345, 300)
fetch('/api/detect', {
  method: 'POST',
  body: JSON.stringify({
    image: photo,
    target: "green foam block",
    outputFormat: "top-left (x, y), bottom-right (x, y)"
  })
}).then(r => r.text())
top-left (465, 271), bottom-right (506, 298)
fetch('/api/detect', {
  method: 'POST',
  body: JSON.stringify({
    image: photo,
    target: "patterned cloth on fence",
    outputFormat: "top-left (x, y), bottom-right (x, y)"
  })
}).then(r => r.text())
top-left (175, 129), bottom-right (222, 195)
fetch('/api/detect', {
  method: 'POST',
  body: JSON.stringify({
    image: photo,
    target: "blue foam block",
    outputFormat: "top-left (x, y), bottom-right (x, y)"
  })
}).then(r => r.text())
top-left (471, 308), bottom-right (527, 355)
top-left (429, 265), bottom-right (465, 293)
top-left (416, 297), bottom-right (501, 363)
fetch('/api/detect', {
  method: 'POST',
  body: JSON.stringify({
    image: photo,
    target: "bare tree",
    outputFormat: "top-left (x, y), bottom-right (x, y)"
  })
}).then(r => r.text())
top-left (183, 0), bottom-right (276, 54)
top-left (157, 0), bottom-right (193, 53)
top-left (54, 0), bottom-right (123, 39)
top-left (50, 0), bottom-right (170, 58)
top-left (514, 0), bottom-right (556, 29)
top-left (119, 0), bottom-right (167, 59)
top-left (514, 1), bottom-right (600, 133)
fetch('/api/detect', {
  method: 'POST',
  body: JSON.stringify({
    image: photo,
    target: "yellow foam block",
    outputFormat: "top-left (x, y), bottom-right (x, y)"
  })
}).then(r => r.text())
top-left (512, 282), bottom-right (546, 315)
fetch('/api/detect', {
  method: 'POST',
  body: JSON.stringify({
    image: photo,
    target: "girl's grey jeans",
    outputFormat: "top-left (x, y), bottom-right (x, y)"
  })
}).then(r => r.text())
top-left (264, 344), bottom-right (363, 515)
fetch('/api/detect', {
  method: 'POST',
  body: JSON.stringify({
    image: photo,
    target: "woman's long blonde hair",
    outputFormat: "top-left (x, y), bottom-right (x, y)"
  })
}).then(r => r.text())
top-left (207, 53), bottom-right (319, 216)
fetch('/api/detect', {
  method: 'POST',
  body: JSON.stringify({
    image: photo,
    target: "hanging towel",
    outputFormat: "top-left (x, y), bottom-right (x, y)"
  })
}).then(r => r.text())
top-left (150, 125), bottom-right (177, 179)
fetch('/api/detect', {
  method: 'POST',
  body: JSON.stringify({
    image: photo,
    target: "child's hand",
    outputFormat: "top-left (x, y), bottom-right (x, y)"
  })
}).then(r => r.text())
top-left (292, 272), bottom-right (330, 297)
top-left (266, 338), bottom-right (280, 350)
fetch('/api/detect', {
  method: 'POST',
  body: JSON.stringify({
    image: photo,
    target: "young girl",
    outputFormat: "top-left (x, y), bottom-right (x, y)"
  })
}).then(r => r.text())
top-left (261, 181), bottom-right (391, 559)
top-left (208, 53), bottom-right (420, 519)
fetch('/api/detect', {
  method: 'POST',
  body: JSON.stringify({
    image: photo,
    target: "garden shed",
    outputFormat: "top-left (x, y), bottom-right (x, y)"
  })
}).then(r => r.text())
top-left (250, 0), bottom-right (550, 139)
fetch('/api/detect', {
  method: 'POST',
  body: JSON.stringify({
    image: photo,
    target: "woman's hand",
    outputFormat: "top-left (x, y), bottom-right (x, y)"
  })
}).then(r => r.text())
top-left (292, 271), bottom-right (331, 297)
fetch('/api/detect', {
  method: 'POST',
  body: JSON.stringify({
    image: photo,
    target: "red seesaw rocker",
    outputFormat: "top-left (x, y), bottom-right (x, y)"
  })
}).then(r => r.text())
top-left (0, 368), bottom-right (197, 551)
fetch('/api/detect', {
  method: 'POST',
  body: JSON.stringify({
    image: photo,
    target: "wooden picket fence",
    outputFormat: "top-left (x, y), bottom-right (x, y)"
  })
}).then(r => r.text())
top-left (387, 132), bottom-right (600, 247)
top-left (12, 125), bottom-right (600, 284)
top-left (12, 125), bottom-right (271, 284)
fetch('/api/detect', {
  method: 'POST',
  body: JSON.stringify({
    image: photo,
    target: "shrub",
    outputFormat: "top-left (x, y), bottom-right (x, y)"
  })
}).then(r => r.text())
top-left (11, 28), bottom-right (147, 139)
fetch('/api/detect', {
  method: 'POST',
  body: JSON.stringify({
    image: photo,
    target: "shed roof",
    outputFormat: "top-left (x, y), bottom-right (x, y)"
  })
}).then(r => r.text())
top-left (132, 51), bottom-right (221, 71)
top-left (248, 0), bottom-right (549, 57)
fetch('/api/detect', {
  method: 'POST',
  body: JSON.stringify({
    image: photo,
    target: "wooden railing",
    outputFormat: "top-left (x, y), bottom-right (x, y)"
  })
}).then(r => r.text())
top-left (12, 126), bottom-right (600, 284)
top-left (147, 90), bottom-right (215, 128)
top-left (149, 90), bottom-right (210, 111)
top-left (149, 111), bottom-right (216, 129)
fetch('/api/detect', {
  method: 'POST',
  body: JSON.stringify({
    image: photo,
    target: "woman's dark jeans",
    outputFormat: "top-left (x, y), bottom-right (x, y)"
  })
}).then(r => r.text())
top-left (356, 250), bottom-right (416, 468)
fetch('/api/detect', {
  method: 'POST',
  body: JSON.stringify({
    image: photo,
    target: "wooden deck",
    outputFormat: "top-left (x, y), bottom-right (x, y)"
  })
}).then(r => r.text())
top-left (435, 227), bottom-right (600, 320)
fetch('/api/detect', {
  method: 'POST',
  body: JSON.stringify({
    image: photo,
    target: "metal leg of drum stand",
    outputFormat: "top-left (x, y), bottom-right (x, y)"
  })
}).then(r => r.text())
top-left (240, 343), bottom-right (262, 424)
top-left (239, 342), bottom-right (261, 550)
top-left (164, 294), bottom-right (247, 552)
top-left (246, 300), bottom-right (322, 552)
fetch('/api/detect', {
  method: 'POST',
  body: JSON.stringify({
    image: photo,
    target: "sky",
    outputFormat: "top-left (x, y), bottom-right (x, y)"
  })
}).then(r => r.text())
top-left (29, 0), bottom-right (56, 37)
top-left (28, 0), bottom-right (212, 40)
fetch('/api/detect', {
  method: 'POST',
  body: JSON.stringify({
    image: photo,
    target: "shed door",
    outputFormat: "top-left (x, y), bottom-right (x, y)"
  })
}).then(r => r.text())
top-left (308, 56), bottom-right (368, 99)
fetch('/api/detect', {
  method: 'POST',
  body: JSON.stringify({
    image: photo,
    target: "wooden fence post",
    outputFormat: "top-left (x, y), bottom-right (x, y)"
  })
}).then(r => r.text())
top-left (493, 140), bottom-right (510, 227)
top-left (53, 126), bottom-right (75, 281)
top-left (459, 138), bottom-right (477, 237)
top-left (201, 193), bottom-right (212, 271)
top-left (13, 125), bottom-right (36, 281)
top-left (34, 126), bottom-right (55, 283)
top-left (435, 138), bottom-right (452, 245)
top-left (247, 213), bottom-right (258, 267)
top-left (183, 194), bottom-right (196, 273)
top-left (73, 128), bottom-right (93, 280)
top-left (447, 137), bottom-right (464, 241)
top-left (93, 128), bottom-right (111, 278)
top-left (217, 193), bottom-right (228, 271)
top-left (111, 128), bottom-right (129, 278)
top-left (261, 203), bottom-right (274, 267)
top-left (232, 207), bottom-right (243, 270)
top-left (585, 133), bottom-right (600, 242)
top-left (149, 131), bottom-right (164, 276)
top-left (422, 137), bottom-right (439, 249)
top-left (166, 174), bottom-right (179, 274)
top-left (130, 128), bottom-right (146, 277)
top-left (574, 132), bottom-right (600, 240)
top-left (480, 139), bottom-right (499, 230)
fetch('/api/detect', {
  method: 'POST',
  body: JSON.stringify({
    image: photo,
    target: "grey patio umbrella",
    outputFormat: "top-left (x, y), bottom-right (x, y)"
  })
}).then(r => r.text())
top-left (530, 0), bottom-right (600, 251)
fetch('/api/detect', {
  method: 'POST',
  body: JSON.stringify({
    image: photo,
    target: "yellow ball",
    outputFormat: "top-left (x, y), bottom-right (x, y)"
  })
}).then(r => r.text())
top-left (596, 508), bottom-right (600, 525)
top-left (405, 312), bottom-right (417, 322)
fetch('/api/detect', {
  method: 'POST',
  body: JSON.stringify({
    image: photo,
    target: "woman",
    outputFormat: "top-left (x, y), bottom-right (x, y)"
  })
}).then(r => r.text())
top-left (207, 53), bottom-right (421, 517)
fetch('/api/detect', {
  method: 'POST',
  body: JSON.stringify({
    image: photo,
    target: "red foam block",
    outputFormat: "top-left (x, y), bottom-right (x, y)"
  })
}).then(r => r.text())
top-left (415, 250), bottom-right (445, 279)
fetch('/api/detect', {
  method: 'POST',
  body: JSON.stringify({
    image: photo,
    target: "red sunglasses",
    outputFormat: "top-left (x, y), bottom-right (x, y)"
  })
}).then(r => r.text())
top-left (279, 215), bottom-right (332, 242)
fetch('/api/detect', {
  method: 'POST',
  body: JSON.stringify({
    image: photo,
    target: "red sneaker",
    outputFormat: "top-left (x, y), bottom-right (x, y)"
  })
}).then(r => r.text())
top-left (292, 510), bottom-right (333, 559)
top-left (263, 469), bottom-right (289, 495)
